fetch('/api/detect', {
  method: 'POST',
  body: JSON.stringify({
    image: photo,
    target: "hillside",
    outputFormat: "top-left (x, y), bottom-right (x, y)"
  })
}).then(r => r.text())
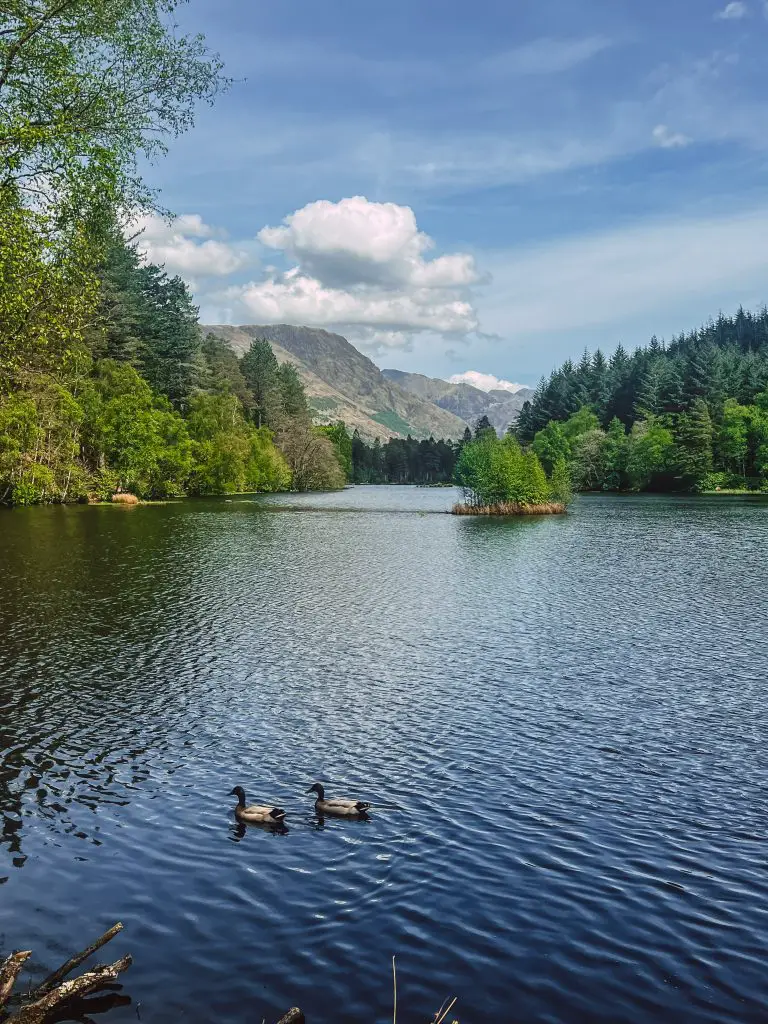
top-left (382, 369), bottom-right (533, 435)
top-left (205, 324), bottom-right (469, 440)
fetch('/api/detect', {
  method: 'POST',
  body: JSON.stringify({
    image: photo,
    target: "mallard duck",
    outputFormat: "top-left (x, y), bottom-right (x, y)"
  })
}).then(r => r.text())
top-left (306, 782), bottom-right (371, 817)
top-left (229, 786), bottom-right (286, 824)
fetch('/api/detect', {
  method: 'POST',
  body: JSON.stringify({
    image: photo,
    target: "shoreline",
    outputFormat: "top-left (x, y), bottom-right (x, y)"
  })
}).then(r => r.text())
top-left (451, 501), bottom-right (567, 516)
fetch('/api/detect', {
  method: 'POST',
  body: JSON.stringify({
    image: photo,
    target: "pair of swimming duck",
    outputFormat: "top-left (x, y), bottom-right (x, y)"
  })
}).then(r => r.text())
top-left (228, 782), bottom-right (371, 824)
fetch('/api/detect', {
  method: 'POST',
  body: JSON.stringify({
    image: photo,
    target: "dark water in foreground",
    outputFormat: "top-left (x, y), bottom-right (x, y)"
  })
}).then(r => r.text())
top-left (2, 488), bottom-right (768, 1023)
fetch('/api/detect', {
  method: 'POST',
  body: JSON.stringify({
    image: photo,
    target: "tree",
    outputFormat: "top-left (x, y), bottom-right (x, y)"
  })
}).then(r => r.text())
top-left (317, 421), bottom-right (353, 481)
top-left (135, 265), bottom-right (203, 409)
top-left (625, 418), bottom-right (675, 491)
top-left (84, 360), bottom-right (192, 498)
top-left (185, 392), bottom-right (289, 494)
top-left (474, 414), bottom-right (494, 438)
top-left (279, 424), bottom-right (345, 491)
top-left (454, 432), bottom-right (560, 507)
top-left (549, 457), bottom-right (573, 504)
top-left (202, 334), bottom-right (253, 411)
top-left (0, 190), bottom-right (98, 389)
top-left (603, 417), bottom-right (628, 490)
top-left (532, 420), bottom-right (570, 474)
top-left (569, 429), bottom-right (608, 491)
top-left (675, 398), bottom-right (714, 490)
top-left (240, 338), bottom-right (280, 427)
top-left (277, 363), bottom-right (309, 421)
top-left (0, 0), bottom-right (227, 218)
top-left (717, 399), bottom-right (750, 478)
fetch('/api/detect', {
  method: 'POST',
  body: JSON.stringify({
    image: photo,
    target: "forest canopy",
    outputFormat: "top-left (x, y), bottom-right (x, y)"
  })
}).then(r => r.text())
top-left (515, 309), bottom-right (768, 493)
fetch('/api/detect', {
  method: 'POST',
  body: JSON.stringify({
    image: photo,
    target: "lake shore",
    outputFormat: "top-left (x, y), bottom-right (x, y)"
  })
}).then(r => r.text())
top-left (451, 500), bottom-right (567, 515)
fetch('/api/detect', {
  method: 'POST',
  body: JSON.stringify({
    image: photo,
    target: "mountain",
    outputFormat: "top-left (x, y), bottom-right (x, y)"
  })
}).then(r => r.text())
top-left (204, 324), bottom-right (469, 441)
top-left (381, 369), bottom-right (534, 435)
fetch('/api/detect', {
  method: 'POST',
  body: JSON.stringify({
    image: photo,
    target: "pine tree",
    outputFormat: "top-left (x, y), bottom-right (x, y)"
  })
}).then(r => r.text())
top-left (675, 398), bottom-right (714, 489)
top-left (241, 338), bottom-right (280, 427)
top-left (136, 267), bottom-right (203, 410)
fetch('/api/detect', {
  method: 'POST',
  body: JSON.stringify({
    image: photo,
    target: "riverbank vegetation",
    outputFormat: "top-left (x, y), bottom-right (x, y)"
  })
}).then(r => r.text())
top-left (515, 309), bottom-right (768, 493)
top-left (452, 429), bottom-right (571, 515)
top-left (0, 0), bottom-right (344, 506)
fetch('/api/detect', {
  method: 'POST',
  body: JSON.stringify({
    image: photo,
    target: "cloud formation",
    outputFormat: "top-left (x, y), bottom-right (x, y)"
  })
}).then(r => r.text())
top-left (135, 214), bottom-right (248, 278)
top-left (231, 197), bottom-right (480, 350)
top-left (448, 371), bottom-right (526, 393)
top-left (652, 124), bottom-right (692, 149)
top-left (481, 205), bottom-right (768, 341)
top-left (716, 1), bottom-right (748, 18)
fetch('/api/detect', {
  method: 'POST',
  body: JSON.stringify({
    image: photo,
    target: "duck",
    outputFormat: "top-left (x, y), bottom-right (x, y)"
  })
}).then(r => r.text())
top-left (306, 782), bottom-right (371, 817)
top-left (229, 786), bottom-right (286, 824)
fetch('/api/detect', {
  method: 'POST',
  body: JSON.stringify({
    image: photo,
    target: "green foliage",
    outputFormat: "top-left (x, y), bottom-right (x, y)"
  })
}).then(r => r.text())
top-left (351, 433), bottom-right (458, 484)
top-left (675, 398), bottom-right (714, 490)
top-left (625, 419), bottom-right (675, 491)
top-left (455, 432), bottom-right (562, 507)
top-left (0, 190), bottom-right (99, 389)
top-left (532, 420), bottom-right (570, 473)
top-left (549, 457), bottom-right (573, 504)
top-left (317, 421), bottom-right (353, 481)
top-left (0, 0), bottom-right (227, 219)
top-left (240, 338), bottom-right (280, 427)
top-left (186, 393), bottom-right (290, 495)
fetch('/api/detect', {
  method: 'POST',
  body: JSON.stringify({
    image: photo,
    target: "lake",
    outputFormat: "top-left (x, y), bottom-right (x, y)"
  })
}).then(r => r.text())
top-left (2, 487), bottom-right (768, 1023)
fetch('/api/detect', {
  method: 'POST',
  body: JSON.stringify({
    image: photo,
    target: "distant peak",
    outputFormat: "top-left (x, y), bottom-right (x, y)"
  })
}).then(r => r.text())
top-left (447, 371), bottom-right (526, 394)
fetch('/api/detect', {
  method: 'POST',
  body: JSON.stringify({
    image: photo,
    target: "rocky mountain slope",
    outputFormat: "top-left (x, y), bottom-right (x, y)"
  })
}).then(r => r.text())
top-left (381, 369), bottom-right (533, 435)
top-left (204, 324), bottom-right (469, 441)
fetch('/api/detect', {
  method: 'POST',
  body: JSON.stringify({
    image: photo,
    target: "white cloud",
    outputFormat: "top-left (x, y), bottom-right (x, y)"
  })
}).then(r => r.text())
top-left (228, 197), bottom-right (480, 350)
top-left (134, 214), bottom-right (248, 278)
top-left (652, 124), bottom-right (692, 149)
top-left (716, 1), bottom-right (748, 18)
top-left (448, 371), bottom-right (526, 393)
top-left (480, 36), bottom-right (613, 78)
top-left (480, 205), bottom-right (768, 340)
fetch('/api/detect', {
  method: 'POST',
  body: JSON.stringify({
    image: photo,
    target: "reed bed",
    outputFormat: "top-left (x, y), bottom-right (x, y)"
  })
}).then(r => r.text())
top-left (451, 501), bottom-right (566, 516)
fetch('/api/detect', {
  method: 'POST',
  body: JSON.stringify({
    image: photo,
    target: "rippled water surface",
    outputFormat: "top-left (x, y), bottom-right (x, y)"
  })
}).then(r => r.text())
top-left (2, 488), bottom-right (768, 1023)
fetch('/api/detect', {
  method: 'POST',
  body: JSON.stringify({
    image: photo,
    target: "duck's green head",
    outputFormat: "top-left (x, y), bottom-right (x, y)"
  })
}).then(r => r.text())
top-left (307, 782), bottom-right (324, 799)
top-left (229, 786), bottom-right (246, 804)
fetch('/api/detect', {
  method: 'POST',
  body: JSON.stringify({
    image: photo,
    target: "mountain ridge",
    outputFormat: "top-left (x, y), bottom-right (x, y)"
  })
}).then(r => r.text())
top-left (204, 324), bottom-right (469, 441)
top-left (381, 368), bottom-right (533, 435)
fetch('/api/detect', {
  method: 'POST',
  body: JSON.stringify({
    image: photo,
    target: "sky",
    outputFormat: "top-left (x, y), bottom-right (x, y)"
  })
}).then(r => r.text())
top-left (139, 0), bottom-right (768, 387)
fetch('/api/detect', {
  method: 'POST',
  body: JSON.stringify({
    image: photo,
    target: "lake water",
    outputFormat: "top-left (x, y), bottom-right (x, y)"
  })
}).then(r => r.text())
top-left (2, 488), bottom-right (768, 1023)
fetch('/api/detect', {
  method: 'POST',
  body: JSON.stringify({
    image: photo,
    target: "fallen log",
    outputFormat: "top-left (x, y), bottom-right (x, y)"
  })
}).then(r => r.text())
top-left (0, 924), bottom-right (131, 1024)
top-left (7, 957), bottom-right (132, 1024)
top-left (34, 924), bottom-right (124, 997)
top-left (0, 952), bottom-right (31, 1012)
top-left (275, 1010), bottom-right (305, 1024)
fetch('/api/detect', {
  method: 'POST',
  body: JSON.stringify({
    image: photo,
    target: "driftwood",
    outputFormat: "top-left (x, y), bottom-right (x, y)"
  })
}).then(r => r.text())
top-left (0, 953), bottom-right (31, 1011)
top-left (275, 1010), bottom-right (305, 1024)
top-left (0, 923), bottom-right (131, 1024)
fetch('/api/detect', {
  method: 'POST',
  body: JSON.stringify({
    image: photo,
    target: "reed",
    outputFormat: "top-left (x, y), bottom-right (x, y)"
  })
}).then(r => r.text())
top-left (451, 501), bottom-right (566, 516)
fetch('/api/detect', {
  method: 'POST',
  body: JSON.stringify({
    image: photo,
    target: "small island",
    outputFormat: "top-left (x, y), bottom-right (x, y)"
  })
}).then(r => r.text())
top-left (452, 427), bottom-right (572, 515)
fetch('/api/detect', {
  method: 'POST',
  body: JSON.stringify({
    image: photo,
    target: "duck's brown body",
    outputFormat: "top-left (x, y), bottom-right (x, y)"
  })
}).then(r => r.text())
top-left (230, 786), bottom-right (286, 824)
top-left (307, 782), bottom-right (371, 817)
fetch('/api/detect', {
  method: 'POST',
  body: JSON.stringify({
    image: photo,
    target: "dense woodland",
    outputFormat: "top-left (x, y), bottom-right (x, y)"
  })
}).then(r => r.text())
top-left (0, 0), bottom-right (346, 506)
top-left (515, 310), bottom-right (768, 492)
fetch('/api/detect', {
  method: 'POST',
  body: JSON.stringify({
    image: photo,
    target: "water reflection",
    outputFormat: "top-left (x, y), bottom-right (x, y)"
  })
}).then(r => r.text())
top-left (2, 491), bottom-right (768, 1024)
top-left (228, 819), bottom-right (289, 841)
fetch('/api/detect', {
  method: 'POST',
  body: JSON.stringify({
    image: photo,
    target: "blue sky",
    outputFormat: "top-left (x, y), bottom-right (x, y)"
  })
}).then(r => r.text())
top-left (140, 0), bottom-right (768, 387)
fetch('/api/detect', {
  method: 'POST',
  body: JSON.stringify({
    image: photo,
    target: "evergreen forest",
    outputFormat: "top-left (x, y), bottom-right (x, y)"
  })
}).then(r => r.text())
top-left (515, 309), bottom-right (768, 493)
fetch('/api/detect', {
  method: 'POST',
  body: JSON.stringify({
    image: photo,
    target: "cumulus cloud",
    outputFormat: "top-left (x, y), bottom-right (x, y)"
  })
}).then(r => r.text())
top-left (448, 371), bottom-right (526, 393)
top-left (716, 1), bottom-right (748, 18)
top-left (134, 214), bottom-right (248, 278)
top-left (231, 196), bottom-right (480, 350)
top-left (651, 124), bottom-right (692, 149)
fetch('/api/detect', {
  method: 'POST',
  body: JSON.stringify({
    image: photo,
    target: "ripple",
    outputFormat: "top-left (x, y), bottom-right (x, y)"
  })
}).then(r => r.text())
top-left (1, 491), bottom-right (768, 1022)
